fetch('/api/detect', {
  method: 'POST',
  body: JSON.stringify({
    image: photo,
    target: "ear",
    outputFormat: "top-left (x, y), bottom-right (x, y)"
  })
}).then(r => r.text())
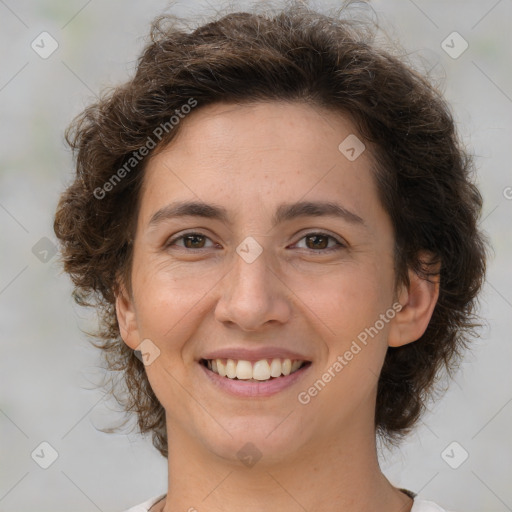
top-left (115, 279), bottom-right (140, 350)
top-left (388, 252), bottom-right (440, 348)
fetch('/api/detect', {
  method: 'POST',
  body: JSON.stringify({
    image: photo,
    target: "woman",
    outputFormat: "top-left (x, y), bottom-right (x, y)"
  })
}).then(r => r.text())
top-left (53, 1), bottom-right (487, 511)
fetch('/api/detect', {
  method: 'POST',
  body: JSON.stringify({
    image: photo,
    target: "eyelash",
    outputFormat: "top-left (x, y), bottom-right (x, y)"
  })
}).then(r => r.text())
top-left (165, 231), bottom-right (346, 253)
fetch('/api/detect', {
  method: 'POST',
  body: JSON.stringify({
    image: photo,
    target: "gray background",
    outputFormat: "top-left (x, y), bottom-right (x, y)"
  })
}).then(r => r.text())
top-left (0, 0), bottom-right (511, 511)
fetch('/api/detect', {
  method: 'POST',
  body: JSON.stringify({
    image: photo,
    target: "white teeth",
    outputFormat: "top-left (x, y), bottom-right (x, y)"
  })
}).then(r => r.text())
top-left (205, 357), bottom-right (307, 381)
top-left (270, 358), bottom-right (282, 377)
top-left (226, 359), bottom-right (237, 378)
top-left (252, 360), bottom-right (271, 380)
top-left (236, 360), bottom-right (253, 380)
top-left (217, 359), bottom-right (227, 377)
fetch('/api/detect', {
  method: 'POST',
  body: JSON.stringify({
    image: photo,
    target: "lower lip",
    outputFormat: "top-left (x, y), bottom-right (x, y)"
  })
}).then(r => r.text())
top-left (199, 362), bottom-right (312, 398)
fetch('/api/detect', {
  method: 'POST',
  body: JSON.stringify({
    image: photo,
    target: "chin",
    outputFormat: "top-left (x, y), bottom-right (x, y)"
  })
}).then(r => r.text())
top-left (199, 415), bottom-right (311, 468)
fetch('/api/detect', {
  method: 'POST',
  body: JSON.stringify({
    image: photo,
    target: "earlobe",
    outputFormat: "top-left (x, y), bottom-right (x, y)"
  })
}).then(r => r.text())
top-left (388, 255), bottom-right (440, 348)
top-left (115, 281), bottom-right (140, 350)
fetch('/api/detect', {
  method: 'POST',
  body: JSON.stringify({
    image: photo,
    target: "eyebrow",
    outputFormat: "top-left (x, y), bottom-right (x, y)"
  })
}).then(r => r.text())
top-left (148, 200), bottom-right (365, 229)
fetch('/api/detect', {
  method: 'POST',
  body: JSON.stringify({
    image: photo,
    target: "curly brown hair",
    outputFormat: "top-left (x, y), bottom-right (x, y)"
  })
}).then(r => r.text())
top-left (54, 0), bottom-right (488, 458)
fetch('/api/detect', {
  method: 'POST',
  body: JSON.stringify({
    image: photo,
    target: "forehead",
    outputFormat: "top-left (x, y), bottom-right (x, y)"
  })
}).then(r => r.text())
top-left (139, 101), bottom-right (380, 223)
top-left (155, 100), bottom-right (364, 161)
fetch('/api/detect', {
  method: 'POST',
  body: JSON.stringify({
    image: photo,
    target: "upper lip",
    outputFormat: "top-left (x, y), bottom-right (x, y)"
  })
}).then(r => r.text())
top-left (201, 347), bottom-right (312, 362)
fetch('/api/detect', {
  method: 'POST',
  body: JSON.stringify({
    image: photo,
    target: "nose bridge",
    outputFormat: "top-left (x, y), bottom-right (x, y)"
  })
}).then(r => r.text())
top-left (215, 240), bottom-right (290, 330)
top-left (231, 243), bottom-right (273, 298)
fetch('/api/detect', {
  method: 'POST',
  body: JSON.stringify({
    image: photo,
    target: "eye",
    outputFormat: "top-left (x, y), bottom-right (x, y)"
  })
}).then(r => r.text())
top-left (165, 231), bottom-right (346, 252)
top-left (166, 232), bottom-right (217, 250)
top-left (293, 232), bottom-right (346, 252)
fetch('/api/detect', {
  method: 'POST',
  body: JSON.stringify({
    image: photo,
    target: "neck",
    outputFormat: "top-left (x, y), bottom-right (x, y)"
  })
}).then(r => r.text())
top-left (159, 412), bottom-right (413, 512)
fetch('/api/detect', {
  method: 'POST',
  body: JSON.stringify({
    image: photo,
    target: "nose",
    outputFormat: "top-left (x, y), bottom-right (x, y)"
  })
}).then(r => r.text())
top-left (214, 244), bottom-right (292, 331)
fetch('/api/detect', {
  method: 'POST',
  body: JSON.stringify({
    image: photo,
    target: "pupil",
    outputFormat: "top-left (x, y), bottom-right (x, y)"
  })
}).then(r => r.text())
top-left (307, 235), bottom-right (328, 249)
top-left (185, 235), bottom-right (204, 248)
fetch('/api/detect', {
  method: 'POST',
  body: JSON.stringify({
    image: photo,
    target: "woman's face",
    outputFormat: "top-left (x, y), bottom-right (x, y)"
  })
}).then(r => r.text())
top-left (118, 101), bottom-right (401, 465)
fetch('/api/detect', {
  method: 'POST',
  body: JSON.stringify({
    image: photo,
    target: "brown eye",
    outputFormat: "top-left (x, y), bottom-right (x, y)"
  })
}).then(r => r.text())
top-left (305, 234), bottom-right (329, 250)
top-left (182, 234), bottom-right (206, 249)
top-left (166, 232), bottom-right (216, 250)
top-left (294, 232), bottom-right (345, 253)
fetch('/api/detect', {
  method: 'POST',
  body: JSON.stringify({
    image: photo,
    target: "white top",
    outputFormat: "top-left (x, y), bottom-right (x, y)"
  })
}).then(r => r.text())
top-left (121, 494), bottom-right (166, 512)
top-left (120, 494), bottom-right (454, 512)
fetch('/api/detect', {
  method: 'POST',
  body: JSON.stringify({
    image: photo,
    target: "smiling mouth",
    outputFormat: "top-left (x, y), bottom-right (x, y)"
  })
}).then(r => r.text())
top-left (200, 358), bottom-right (311, 382)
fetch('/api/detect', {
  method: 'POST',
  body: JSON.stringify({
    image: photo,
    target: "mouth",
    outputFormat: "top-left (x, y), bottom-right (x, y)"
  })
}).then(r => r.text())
top-left (200, 357), bottom-right (311, 382)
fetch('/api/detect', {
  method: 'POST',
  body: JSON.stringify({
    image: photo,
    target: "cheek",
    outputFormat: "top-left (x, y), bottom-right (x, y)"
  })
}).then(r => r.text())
top-left (294, 259), bottom-right (394, 394)
top-left (288, 260), bottom-right (392, 336)
top-left (131, 257), bottom-right (216, 342)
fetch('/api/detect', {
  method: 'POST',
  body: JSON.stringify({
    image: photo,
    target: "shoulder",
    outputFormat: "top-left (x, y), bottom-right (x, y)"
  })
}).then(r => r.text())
top-left (120, 494), bottom-right (166, 512)
top-left (412, 499), bottom-right (457, 512)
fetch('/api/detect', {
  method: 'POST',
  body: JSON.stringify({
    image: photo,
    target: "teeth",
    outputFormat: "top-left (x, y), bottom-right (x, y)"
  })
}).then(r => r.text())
top-left (291, 360), bottom-right (302, 373)
top-left (204, 358), bottom-right (306, 381)
top-left (252, 360), bottom-right (271, 380)
top-left (282, 359), bottom-right (292, 376)
top-left (226, 359), bottom-right (237, 379)
top-left (236, 360), bottom-right (253, 380)
top-left (270, 358), bottom-right (282, 377)
top-left (217, 359), bottom-right (227, 377)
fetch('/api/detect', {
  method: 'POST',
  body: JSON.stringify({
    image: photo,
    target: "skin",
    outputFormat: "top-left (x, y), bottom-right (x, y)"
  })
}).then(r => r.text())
top-left (116, 101), bottom-right (439, 512)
